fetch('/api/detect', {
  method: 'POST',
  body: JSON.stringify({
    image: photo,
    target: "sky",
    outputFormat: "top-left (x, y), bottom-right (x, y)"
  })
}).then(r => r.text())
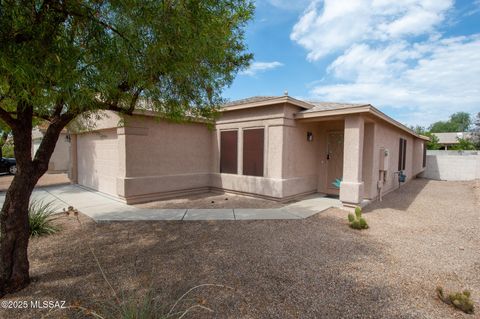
top-left (223, 0), bottom-right (480, 127)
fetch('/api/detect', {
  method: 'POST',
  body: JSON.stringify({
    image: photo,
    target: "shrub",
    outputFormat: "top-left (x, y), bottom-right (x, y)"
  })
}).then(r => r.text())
top-left (2, 143), bottom-right (14, 158)
top-left (77, 285), bottom-right (224, 319)
top-left (106, 290), bottom-right (168, 319)
top-left (437, 286), bottom-right (475, 314)
top-left (347, 206), bottom-right (368, 230)
top-left (29, 200), bottom-right (60, 237)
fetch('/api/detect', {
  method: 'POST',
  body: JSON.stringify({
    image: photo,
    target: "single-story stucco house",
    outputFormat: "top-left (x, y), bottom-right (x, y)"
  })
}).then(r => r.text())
top-left (68, 95), bottom-right (428, 207)
top-left (33, 127), bottom-right (70, 173)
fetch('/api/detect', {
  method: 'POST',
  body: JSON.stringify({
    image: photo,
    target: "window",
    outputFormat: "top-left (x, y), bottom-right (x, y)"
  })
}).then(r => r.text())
top-left (220, 130), bottom-right (238, 174)
top-left (423, 142), bottom-right (427, 168)
top-left (398, 138), bottom-right (407, 171)
top-left (243, 128), bottom-right (264, 176)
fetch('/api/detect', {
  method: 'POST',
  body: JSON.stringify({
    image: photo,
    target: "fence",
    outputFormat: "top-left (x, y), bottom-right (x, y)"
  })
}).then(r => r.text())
top-left (420, 150), bottom-right (480, 181)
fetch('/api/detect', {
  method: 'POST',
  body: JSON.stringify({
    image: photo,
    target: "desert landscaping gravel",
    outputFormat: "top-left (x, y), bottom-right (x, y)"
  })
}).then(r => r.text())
top-left (0, 178), bottom-right (478, 318)
top-left (135, 191), bottom-right (284, 209)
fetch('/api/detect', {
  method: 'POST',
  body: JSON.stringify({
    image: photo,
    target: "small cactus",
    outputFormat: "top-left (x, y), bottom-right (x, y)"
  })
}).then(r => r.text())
top-left (437, 286), bottom-right (475, 314)
top-left (348, 213), bottom-right (355, 223)
top-left (354, 206), bottom-right (362, 219)
top-left (359, 217), bottom-right (368, 229)
top-left (347, 206), bottom-right (368, 230)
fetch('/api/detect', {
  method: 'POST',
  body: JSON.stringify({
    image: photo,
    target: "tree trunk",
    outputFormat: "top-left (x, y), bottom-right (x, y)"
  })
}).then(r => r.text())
top-left (0, 169), bottom-right (38, 296)
top-left (0, 103), bottom-right (71, 296)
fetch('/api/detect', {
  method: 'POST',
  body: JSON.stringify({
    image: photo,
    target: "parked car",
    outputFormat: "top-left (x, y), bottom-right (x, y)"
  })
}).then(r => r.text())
top-left (0, 158), bottom-right (16, 175)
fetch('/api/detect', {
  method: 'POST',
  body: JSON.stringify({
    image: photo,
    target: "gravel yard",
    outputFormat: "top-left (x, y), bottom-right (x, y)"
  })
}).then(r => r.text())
top-left (0, 178), bottom-right (478, 318)
top-left (135, 191), bottom-right (284, 209)
top-left (0, 173), bottom-right (70, 192)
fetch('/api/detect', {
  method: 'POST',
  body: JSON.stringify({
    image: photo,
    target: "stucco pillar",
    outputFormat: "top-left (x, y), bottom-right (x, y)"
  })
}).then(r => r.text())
top-left (68, 134), bottom-right (78, 183)
top-left (116, 128), bottom-right (127, 198)
top-left (238, 128), bottom-right (243, 175)
top-left (340, 115), bottom-right (365, 205)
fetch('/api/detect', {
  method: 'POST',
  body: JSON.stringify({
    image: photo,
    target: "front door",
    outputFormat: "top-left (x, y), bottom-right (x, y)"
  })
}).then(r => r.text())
top-left (326, 132), bottom-right (344, 194)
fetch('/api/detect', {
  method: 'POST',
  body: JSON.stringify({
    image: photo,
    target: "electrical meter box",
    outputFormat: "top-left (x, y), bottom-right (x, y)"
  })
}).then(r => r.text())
top-left (379, 147), bottom-right (389, 171)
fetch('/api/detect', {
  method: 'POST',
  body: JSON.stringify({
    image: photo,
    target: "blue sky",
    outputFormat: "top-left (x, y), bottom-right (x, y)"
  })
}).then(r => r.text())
top-left (223, 0), bottom-right (480, 127)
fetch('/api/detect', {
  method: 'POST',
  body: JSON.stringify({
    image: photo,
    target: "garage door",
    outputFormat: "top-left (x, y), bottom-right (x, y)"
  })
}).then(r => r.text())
top-left (77, 129), bottom-right (118, 196)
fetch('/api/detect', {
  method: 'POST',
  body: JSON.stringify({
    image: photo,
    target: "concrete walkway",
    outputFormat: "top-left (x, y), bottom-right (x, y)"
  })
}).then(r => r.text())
top-left (0, 184), bottom-right (342, 222)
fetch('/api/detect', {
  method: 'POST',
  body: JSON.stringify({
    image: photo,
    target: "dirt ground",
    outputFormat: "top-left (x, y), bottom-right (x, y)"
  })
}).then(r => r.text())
top-left (135, 192), bottom-right (284, 209)
top-left (0, 178), bottom-right (478, 318)
top-left (0, 173), bottom-right (70, 192)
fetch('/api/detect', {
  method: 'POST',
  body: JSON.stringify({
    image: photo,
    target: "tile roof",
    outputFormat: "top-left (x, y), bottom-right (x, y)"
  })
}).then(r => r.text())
top-left (432, 132), bottom-right (472, 144)
top-left (300, 101), bottom-right (368, 113)
top-left (224, 96), bottom-right (280, 107)
top-left (223, 96), bottom-right (368, 113)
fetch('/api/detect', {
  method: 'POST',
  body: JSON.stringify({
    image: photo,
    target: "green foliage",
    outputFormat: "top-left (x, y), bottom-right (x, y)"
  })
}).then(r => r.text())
top-left (347, 213), bottom-right (355, 223)
top-left (429, 112), bottom-right (472, 133)
top-left (473, 112), bottom-right (480, 149)
top-left (2, 142), bottom-right (14, 158)
top-left (425, 132), bottom-right (441, 150)
top-left (0, 0), bottom-right (254, 124)
top-left (106, 291), bottom-right (168, 319)
top-left (28, 200), bottom-right (60, 237)
top-left (450, 137), bottom-right (476, 150)
top-left (354, 206), bottom-right (362, 219)
top-left (351, 220), bottom-right (361, 229)
top-left (86, 285), bottom-right (228, 319)
top-left (359, 217), bottom-right (368, 229)
top-left (347, 206), bottom-right (368, 230)
top-left (437, 286), bottom-right (475, 314)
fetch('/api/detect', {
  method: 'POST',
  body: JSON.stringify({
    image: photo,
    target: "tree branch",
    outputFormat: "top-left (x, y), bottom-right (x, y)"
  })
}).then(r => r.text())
top-left (128, 88), bottom-right (143, 113)
top-left (0, 108), bottom-right (17, 130)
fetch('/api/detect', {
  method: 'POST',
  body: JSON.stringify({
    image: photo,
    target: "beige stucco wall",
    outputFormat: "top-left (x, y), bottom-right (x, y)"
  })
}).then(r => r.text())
top-left (364, 118), bottom-right (425, 200)
top-left (77, 128), bottom-right (119, 195)
top-left (32, 131), bottom-right (70, 173)
top-left (118, 116), bottom-right (213, 203)
top-left (71, 105), bottom-right (427, 205)
top-left (211, 103), bottom-right (292, 199)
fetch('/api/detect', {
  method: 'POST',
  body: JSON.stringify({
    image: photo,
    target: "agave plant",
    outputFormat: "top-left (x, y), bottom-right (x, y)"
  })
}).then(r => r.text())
top-left (28, 200), bottom-right (60, 237)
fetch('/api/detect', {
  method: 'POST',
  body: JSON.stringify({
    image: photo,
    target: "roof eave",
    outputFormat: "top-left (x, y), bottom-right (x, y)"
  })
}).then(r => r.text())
top-left (221, 96), bottom-right (313, 112)
top-left (295, 105), bottom-right (430, 141)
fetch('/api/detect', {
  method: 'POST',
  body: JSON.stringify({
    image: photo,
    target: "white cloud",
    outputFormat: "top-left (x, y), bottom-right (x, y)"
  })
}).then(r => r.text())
top-left (311, 36), bottom-right (480, 126)
top-left (240, 61), bottom-right (284, 76)
top-left (290, 0), bottom-right (453, 60)
top-left (289, 0), bottom-right (479, 126)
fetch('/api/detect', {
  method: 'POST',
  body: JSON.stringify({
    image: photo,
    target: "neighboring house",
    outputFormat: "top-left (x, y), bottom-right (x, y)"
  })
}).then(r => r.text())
top-left (68, 95), bottom-right (428, 207)
top-left (32, 127), bottom-right (71, 173)
top-left (432, 132), bottom-right (472, 150)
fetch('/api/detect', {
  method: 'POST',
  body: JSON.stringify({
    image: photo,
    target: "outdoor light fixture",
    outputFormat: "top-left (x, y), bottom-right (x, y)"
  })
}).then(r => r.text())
top-left (307, 132), bottom-right (313, 142)
top-left (65, 134), bottom-right (71, 143)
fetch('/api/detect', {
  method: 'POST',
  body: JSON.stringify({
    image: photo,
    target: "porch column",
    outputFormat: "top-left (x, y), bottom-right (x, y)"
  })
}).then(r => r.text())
top-left (68, 134), bottom-right (78, 184)
top-left (340, 115), bottom-right (364, 205)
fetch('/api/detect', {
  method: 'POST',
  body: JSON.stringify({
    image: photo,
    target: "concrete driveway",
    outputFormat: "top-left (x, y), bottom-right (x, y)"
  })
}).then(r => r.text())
top-left (0, 184), bottom-right (341, 222)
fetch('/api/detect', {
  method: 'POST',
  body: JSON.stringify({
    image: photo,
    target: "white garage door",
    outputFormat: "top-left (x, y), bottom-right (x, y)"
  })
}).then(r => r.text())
top-left (77, 129), bottom-right (118, 196)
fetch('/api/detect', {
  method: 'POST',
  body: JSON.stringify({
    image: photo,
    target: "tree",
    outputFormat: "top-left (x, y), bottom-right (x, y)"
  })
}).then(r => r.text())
top-left (473, 112), bottom-right (480, 149)
top-left (425, 133), bottom-right (441, 150)
top-left (0, 0), bottom-right (253, 296)
top-left (0, 121), bottom-right (11, 158)
top-left (450, 137), bottom-right (476, 150)
top-left (429, 112), bottom-right (472, 133)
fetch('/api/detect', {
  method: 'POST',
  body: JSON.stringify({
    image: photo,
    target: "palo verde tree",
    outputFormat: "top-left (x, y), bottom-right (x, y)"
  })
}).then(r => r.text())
top-left (0, 0), bottom-right (253, 296)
